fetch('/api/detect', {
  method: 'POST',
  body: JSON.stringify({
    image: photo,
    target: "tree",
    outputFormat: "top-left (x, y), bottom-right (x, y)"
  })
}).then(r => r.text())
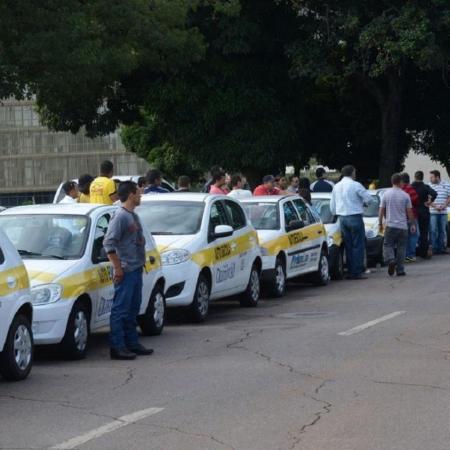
top-left (288, 1), bottom-right (450, 185)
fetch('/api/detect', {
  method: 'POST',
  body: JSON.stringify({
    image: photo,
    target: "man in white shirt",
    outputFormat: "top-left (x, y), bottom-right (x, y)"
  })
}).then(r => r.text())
top-left (59, 181), bottom-right (79, 204)
top-left (227, 174), bottom-right (252, 199)
top-left (330, 165), bottom-right (373, 280)
top-left (429, 170), bottom-right (450, 254)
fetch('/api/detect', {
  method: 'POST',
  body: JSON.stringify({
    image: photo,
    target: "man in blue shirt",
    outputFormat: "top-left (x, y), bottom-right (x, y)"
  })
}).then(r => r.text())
top-left (311, 167), bottom-right (334, 193)
top-left (331, 165), bottom-right (373, 280)
top-left (144, 169), bottom-right (169, 194)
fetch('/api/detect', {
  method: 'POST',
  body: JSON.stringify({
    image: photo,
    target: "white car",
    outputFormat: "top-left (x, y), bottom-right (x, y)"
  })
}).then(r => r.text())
top-left (0, 228), bottom-right (33, 381)
top-left (0, 204), bottom-right (165, 359)
top-left (53, 176), bottom-right (175, 203)
top-left (311, 193), bottom-right (345, 280)
top-left (240, 195), bottom-right (329, 298)
top-left (136, 193), bottom-right (262, 322)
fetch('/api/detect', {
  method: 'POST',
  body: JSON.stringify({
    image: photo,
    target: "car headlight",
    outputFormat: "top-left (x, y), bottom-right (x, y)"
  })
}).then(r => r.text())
top-left (327, 236), bottom-right (334, 247)
top-left (30, 284), bottom-right (62, 306)
top-left (161, 249), bottom-right (191, 266)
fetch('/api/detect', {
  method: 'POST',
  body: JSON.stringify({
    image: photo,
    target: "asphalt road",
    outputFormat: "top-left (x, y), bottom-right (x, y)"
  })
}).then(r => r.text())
top-left (1, 255), bottom-right (450, 450)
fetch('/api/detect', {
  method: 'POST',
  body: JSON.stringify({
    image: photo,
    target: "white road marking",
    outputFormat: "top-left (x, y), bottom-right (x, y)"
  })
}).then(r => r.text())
top-left (51, 407), bottom-right (164, 449)
top-left (338, 311), bottom-right (406, 336)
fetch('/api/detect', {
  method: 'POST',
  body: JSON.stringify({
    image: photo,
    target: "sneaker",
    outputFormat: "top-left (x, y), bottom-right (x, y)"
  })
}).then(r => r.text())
top-left (388, 261), bottom-right (396, 276)
top-left (405, 257), bottom-right (416, 263)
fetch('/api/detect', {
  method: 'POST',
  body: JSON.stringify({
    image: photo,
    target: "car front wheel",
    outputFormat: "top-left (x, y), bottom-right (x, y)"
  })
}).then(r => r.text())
top-left (189, 274), bottom-right (210, 322)
top-left (60, 301), bottom-right (90, 360)
top-left (268, 257), bottom-right (286, 298)
top-left (0, 314), bottom-right (33, 381)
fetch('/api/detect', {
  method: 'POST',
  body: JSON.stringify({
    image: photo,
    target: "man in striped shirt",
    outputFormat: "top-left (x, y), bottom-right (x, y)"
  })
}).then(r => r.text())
top-left (429, 170), bottom-right (450, 254)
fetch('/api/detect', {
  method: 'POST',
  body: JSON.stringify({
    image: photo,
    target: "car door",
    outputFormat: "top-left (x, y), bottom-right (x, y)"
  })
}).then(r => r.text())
top-left (292, 198), bottom-right (324, 271)
top-left (223, 199), bottom-right (256, 290)
top-left (207, 200), bottom-right (238, 297)
top-left (282, 200), bottom-right (309, 277)
top-left (140, 226), bottom-right (160, 314)
top-left (90, 213), bottom-right (115, 327)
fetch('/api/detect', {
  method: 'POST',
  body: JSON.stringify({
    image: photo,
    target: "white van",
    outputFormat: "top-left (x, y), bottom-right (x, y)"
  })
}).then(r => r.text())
top-left (0, 229), bottom-right (33, 381)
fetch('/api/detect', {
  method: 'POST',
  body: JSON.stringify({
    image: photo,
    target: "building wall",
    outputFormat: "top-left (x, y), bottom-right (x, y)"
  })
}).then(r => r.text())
top-left (0, 98), bottom-right (149, 195)
top-left (403, 150), bottom-right (449, 182)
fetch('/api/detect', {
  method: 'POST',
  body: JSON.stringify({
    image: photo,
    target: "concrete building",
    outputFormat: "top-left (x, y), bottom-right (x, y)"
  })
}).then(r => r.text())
top-left (0, 98), bottom-right (149, 206)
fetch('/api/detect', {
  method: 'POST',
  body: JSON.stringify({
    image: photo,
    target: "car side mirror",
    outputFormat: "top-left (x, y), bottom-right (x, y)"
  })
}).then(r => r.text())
top-left (286, 219), bottom-right (304, 232)
top-left (211, 224), bottom-right (234, 240)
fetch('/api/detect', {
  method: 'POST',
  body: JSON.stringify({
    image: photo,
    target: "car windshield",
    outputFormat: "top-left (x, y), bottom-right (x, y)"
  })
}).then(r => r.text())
top-left (137, 201), bottom-right (204, 235)
top-left (364, 195), bottom-right (380, 217)
top-left (242, 203), bottom-right (279, 230)
top-left (311, 198), bottom-right (335, 224)
top-left (0, 214), bottom-right (88, 259)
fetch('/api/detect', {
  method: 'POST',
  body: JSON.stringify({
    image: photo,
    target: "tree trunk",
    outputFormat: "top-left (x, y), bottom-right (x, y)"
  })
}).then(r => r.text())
top-left (378, 74), bottom-right (403, 187)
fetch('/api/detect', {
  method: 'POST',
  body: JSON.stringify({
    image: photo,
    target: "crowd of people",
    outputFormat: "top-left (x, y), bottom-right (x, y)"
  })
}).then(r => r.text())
top-left (60, 160), bottom-right (450, 281)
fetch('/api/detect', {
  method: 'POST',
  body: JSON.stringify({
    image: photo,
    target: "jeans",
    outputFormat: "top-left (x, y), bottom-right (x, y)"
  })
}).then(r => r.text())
top-left (383, 227), bottom-right (408, 274)
top-left (417, 211), bottom-right (430, 258)
top-left (406, 219), bottom-right (419, 258)
top-left (430, 214), bottom-right (448, 254)
top-left (340, 214), bottom-right (366, 277)
top-left (110, 268), bottom-right (143, 350)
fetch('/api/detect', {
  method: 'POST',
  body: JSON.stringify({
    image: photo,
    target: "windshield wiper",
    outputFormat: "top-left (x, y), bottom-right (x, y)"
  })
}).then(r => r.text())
top-left (43, 254), bottom-right (66, 260)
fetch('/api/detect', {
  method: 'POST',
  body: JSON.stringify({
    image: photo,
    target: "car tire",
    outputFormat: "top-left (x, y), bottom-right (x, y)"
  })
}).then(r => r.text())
top-left (311, 250), bottom-right (330, 286)
top-left (0, 314), bottom-right (33, 381)
top-left (189, 274), bottom-right (210, 323)
top-left (268, 257), bottom-right (286, 298)
top-left (60, 301), bottom-right (90, 360)
top-left (138, 284), bottom-right (165, 336)
top-left (330, 247), bottom-right (345, 280)
top-left (240, 264), bottom-right (261, 307)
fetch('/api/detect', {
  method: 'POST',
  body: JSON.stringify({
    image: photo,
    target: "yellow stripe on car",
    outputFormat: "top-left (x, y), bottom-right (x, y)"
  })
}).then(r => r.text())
top-left (0, 265), bottom-right (30, 296)
top-left (262, 224), bottom-right (325, 256)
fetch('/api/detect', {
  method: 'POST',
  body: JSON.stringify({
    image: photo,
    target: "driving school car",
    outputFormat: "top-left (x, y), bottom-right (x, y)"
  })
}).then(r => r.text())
top-left (0, 204), bottom-right (165, 359)
top-left (136, 193), bottom-right (262, 322)
top-left (240, 195), bottom-right (329, 298)
top-left (0, 229), bottom-right (33, 381)
top-left (363, 191), bottom-right (384, 265)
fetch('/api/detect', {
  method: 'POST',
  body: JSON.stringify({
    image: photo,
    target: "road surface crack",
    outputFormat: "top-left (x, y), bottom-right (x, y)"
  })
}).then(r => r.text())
top-left (113, 366), bottom-right (135, 390)
top-left (149, 424), bottom-right (235, 449)
top-left (372, 380), bottom-right (450, 392)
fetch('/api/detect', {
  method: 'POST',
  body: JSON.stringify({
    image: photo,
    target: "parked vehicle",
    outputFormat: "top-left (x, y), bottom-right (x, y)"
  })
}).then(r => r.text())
top-left (137, 193), bottom-right (262, 322)
top-left (0, 204), bottom-right (165, 359)
top-left (0, 228), bottom-right (33, 381)
top-left (241, 195), bottom-right (329, 298)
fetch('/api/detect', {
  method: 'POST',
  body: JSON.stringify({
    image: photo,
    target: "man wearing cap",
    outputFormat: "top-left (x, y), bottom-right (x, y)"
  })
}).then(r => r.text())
top-left (254, 175), bottom-right (283, 196)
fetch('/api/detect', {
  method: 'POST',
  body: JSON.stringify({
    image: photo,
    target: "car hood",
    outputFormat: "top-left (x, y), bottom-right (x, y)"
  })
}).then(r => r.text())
top-left (153, 235), bottom-right (197, 253)
top-left (23, 259), bottom-right (79, 287)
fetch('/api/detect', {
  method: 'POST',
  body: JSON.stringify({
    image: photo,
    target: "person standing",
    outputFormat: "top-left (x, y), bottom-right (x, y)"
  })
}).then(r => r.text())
top-left (311, 167), bottom-right (334, 193)
top-left (287, 176), bottom-right (300, 193)
top-left (429, 170), bottom-right (450, 254)
top-left (379, 174), bottom-right (416, 276)
top-left (253, 175), bottom-right (282, 196)
top-left (177, 175), bottom-right (191, 192)
top-left (412, 171), bottom-right (437, 259)
top-left (89, 160), bottom-right (118, 205)
top-left (298, 177), bottom-right (312, 205)
top-left (103, 181), bottom-right (153, 360)
top-left (209, 171), bottom-right (228, 195)
top-left (330, 165), bottom-right (373, 280)
top-left (227, 174), bottom-right (252, 199)
top-left (59, 181), bottom-right (79, 203)
top-left (399, 173), bottom-right (420, 262)
top-left (144, 169), bottom-right (169, 194)
top-left (202, 165), bottom-right (222, 193)
top-left (78, 174), bottom-right (94, 203)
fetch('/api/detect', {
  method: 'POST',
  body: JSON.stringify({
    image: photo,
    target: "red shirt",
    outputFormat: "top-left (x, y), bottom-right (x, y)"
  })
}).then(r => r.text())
top-left (209, 185), bottom-right (228, 195)
top-left (401, 184), bottom-right (420, 218)
top-left (253, 185), bottom-right (281, 196)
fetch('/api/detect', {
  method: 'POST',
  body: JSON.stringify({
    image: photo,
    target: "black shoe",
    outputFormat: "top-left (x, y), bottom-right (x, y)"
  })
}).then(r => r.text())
top-left (128, 344), bottom-right (154, 356)
top-left (388, 261), bottom-right (396, 277)
top-left (110, 348), bottom-right (137, 360)
top-left (397, 272), bottom-right (406, 277)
